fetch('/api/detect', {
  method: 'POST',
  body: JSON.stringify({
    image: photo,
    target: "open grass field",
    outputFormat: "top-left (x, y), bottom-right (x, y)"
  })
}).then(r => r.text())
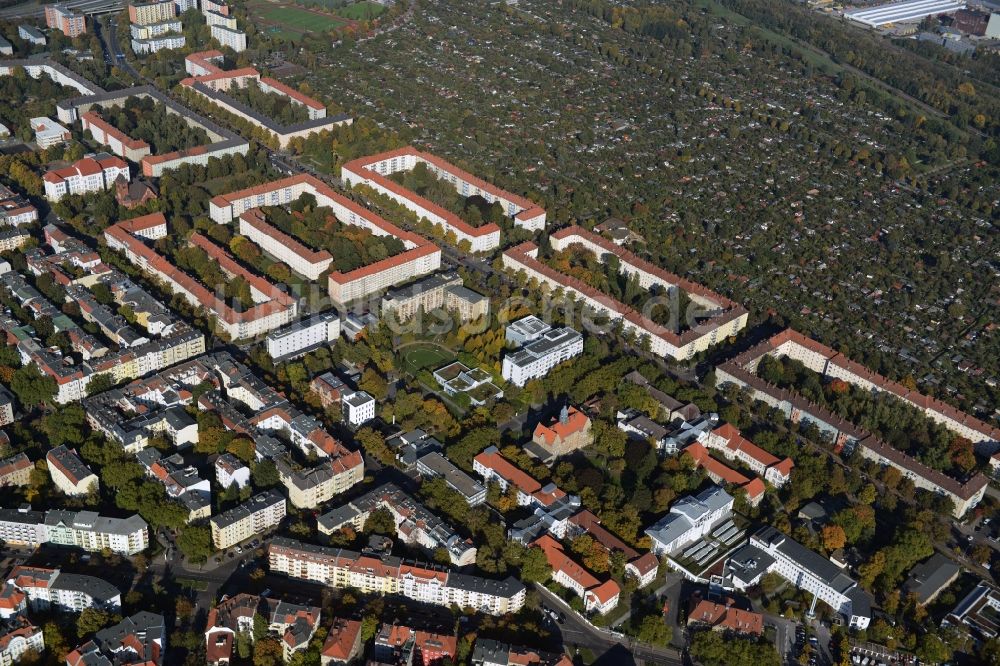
top-left (401, 345), bottom-right (453, 375)
top-left (247, 0), bottom-right (349, 38)
top-left (294, 0), bottom-right (385, 20)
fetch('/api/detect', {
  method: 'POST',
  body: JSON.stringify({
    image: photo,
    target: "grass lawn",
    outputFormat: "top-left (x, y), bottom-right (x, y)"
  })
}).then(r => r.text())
top-left (248, 1), bottom-right (348, 37)
top-left (402, 345), bottom-right (453, 374)
top-left (337, 0), bottom-right (385, 20)
top-left (176, 577), bottom-right (209, 591)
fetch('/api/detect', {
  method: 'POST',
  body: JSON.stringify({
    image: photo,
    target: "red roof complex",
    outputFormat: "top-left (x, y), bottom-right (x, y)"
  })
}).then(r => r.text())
top-left (342, 146), bottom-right (547, 252)
top-left (55, 85), bottom-right (249, 177)
top-left (531, 534), bottom-right (620, 614)
top-left (683, 443), bottom-right (766, 506)
top-left (502, 226), bottom-right (748, 360)
top-left (179, 52), bottom-right (350, 148)
top-left (687, 595), bottom-right (764, 635)
top-left (104, 213), bottom-right (298, 340)
top-left (208, 174), bottom-right (441, 304)
top-left (716, 328), bottom-right (992, 517)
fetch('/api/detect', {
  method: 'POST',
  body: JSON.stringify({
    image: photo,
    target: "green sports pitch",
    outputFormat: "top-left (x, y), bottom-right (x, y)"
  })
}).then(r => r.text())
top-left (248, 2), bottom-right (348, 37)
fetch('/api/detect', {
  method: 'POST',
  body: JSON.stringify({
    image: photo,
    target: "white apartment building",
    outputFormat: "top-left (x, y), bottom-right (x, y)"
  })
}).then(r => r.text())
top-left (342, 391), bottom-right (375, 427)
top-left (215, 452), bottom-right (250, 489)
top-left (239, 210), bottom-right (333, 281)
top-left (501, 327), bottom-right (583, 387)
top-left (131, 34), bottom-right (186, 54)
top-left (269, 538), bottom-right (526, 616)
top-left (0, 508), bottom-right (149, 555)
top-left (0, 618), bottom-right (43, 665)
top-left (129, 18), bottom-right (181, 39)
top-left (745, 526), bottom-right (873, 630)
top-left (128, 0), bottom-right (176, 25)
top-left (43, 154), bottom-right (130, 201)
top-left (30, 117), bottom-right (69, 148)
top-left (276, 456), bottom-right (365, 510)
top-left (265, 312), bottom-right (340, 361)
top-left (2, 567), bottom-right (121, 616)
top-left (46, 446), bottom-right (99, 497)
top-left (211, 24), bottom-right (247, 52)
top-left (645, 486), bottom-right (733, 557)
top-left (210, 490), bottom-right (286, 550)
top-left (18, 25), bottom-right (46, 46)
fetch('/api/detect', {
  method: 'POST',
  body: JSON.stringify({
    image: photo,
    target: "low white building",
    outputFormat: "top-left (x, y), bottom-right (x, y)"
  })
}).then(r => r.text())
top-left (504, 315), bottom-right (551, 347)
top-left (216, 452), bottom-right (250, 489)
top-left (501, 327), bottom-right (583, 387)
top-left (30, 117), bottom-right (69, 148)
top-left (342, 390), bottom-right (375, 427)
top-left (265, 312), bottom-right (340, 361)
top-left (645, 486), bottom-right (733, 557)
top-left (18, 25), bottom-right (46, 46)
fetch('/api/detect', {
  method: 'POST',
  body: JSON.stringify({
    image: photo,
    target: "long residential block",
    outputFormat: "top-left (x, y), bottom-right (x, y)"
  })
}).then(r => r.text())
top-left (715, 329), bottom-right (992, 517)
top-left (55, 86), bottom-right (249, 177)
top-left (503, 226), bottom-right (748, 360)
top-left (209, 174), bottom-right (441, 304)
top-left (104, 213), bottom-right (298, 340)
top-left (342, 147), bottom-right (548, 252)
top-left (269, 537), bottom-right (525, 616)
top-left (0, 507), bottom-right (148, 555)
top-left (180, 52), bottom-right (350, 147)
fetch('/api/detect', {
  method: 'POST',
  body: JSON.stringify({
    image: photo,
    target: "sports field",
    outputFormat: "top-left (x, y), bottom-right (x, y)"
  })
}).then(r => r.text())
top-left (248, 1), bottom-right (349, 38)
top-left (401, 345), bottom-right (453, 374)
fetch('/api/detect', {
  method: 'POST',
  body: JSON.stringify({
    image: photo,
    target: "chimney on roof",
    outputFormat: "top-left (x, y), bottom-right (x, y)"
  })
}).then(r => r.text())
top-left (559, 404), bottom-right (569, 425)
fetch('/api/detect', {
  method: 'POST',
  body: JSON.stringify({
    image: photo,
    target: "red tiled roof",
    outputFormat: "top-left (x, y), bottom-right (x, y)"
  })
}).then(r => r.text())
top-left (82, 110), bottom-right (150, 151)
top-left (532, 534), bottom-right (599, 590)
top-left (239, 208), bottom-right (332, 264)
top-left (321, 618), bottom-right (361, 660)
top-left (504, 240), bottom-right (747, 347)
top-left (683, 443), bottom-right (764, 502)
top-left (473, 448), bottom-right (541, 495)
top-left (568, 509), bottom-right (638, 560)
top-left (533, 406), bottom-right (590, 446)
top-left (259, 77), bottom-right (325, 110)
top-left (688, 597), bottom-right (763, 635)
top-left (627, 552), bottom-right (659, 577)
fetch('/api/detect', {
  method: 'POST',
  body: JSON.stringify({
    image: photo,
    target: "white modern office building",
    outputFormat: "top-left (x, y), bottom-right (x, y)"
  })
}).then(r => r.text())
top-left (501, 327), bottom-right (583, 387)
top-left (645, 486), bottom-right (733, 557)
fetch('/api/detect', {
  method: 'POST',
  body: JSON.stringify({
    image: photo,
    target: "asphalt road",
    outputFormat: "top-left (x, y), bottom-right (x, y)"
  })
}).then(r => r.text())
top-left (535, 583), bottom-right (684, 666)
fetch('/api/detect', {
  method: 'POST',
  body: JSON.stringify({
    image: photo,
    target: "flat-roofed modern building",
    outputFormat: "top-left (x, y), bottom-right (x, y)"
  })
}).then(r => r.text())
top-left (501, 326), bottom-right (583, 387)
top-left (265, 312), bottom-right (340, 361)
top-left (845, 0), bottom-right (966, 28)
top-left (416, 452), bottom-right (487, 506)
top-left (645, 486), bottom-right (733, 557)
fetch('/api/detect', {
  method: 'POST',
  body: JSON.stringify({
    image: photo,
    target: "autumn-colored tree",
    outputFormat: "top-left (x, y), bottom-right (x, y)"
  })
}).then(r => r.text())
top-left (821, 525), bottom-right (847, 552)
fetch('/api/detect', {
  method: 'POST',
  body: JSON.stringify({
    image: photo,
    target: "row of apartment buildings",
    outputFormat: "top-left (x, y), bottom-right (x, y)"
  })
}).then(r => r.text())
top-left (316, 482), bottom-right (478, 567)
top-left (208, 174), bottom-right (442, 305)
top-left (57, 85), bottom-right (249, 177)
top-left (341, 147), bottom-right (547, 252)
top-left (0, 507), bottom-right (148, 555)
top-left (2, 225), bottom-right (206, 403)
top-left (103, 213), bottom-right (299, 340)
top-left (180, 51), bottom-right (351, 148)
top-left (502, 226), bottom-right (748, 361)
top-left (268, 537), bottom-right (526, 616)
top-left (716, 329), bottom-right (991, 517)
